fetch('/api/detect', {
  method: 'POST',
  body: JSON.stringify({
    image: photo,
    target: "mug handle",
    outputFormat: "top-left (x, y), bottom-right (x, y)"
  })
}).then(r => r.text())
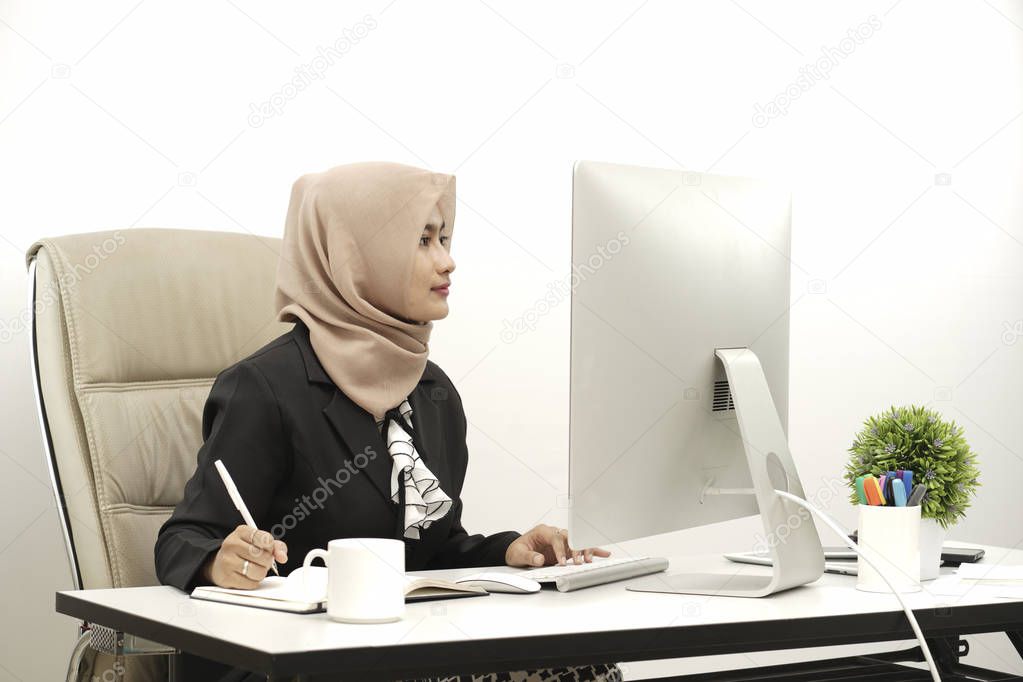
top-left (303, 549), bottom-right (329, 597)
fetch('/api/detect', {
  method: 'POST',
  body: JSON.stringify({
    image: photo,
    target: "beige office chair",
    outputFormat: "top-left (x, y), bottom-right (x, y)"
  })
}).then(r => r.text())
top-left (27, 228), bottom-right (293, 682)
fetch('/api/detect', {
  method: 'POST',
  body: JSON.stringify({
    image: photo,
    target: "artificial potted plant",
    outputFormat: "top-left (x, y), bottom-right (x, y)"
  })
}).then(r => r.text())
top-left (844, 405), bottom-right (980, 580)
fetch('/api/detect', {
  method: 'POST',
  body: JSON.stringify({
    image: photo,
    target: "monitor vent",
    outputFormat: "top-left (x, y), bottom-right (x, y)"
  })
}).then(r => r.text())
top-left (712, 380), bottom-right (734, 412)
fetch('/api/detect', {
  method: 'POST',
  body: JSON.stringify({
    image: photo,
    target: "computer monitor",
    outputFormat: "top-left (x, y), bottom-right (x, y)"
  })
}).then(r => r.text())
top-left (568, 159), bottom-right (824, 597)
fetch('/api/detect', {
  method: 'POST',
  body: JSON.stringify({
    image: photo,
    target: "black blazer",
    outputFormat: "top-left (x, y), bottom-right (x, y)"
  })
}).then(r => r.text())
top-left (155, 320), bottom-right (521, 593)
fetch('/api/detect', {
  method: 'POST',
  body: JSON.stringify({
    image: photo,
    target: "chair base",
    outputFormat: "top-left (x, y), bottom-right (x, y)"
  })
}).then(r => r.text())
top-left (67, 622), bottom-right (176, 682)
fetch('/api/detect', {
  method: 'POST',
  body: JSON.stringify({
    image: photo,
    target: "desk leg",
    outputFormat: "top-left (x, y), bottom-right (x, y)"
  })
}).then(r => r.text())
top-left (927, 635), bottom-right (969, 671)
top-left (928, 635), bottom-right (1023, 681)
top-left (1008, 631), bottom-right (1023, 660)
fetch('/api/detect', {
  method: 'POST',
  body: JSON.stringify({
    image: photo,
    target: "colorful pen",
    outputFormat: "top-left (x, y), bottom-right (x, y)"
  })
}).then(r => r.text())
top-left (907, 483), bottom-right (927, 506)
top-left (902, 470), bottom-right (913, 493)
top-left (882, 474), bottom-right (893, 506)
top-left (864, 476), bottom-right (884, 505)
top-left (891, 478), bottom-right (907, 506)
top-left (854, 476), bottom-right (869, 505)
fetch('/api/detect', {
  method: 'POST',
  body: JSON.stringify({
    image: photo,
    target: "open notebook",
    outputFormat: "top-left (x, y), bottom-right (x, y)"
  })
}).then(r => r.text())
top-left (190, 566), bottom-right (488, 614)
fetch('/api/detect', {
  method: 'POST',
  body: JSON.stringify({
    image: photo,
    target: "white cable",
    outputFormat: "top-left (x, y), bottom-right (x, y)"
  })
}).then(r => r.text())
top-left (773, 489), bottom-right (941, 682)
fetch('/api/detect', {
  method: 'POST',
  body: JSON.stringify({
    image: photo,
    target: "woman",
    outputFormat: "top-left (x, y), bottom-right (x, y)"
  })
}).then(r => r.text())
top-left (155, 161), bottom-right (623, 682)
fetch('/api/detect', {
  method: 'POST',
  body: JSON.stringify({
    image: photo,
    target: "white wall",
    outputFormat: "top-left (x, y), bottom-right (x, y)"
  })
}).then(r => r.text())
top-left (2, 1), bottom-right (1021, 679)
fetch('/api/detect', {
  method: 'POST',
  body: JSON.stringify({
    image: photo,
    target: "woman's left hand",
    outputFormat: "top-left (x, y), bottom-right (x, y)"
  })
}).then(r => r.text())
top-left (504, 524), bottom-right (611, 567)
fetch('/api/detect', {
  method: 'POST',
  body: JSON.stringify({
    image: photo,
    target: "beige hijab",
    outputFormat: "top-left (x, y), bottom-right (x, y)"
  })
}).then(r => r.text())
top-left (274, 161), bottom-right (455, 421)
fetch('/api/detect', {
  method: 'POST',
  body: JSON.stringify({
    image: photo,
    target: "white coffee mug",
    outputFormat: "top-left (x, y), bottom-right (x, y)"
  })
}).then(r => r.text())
top-left (303, 538), bottom-right (405, 623)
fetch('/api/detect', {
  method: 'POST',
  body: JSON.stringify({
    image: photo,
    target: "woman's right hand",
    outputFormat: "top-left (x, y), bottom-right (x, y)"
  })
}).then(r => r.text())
top-left (202, 524), bottom-right (288, 589)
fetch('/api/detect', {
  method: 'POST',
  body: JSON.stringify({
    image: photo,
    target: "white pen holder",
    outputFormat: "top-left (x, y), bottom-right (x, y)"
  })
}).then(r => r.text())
top-left (856, 504), bottom-right (921, 593)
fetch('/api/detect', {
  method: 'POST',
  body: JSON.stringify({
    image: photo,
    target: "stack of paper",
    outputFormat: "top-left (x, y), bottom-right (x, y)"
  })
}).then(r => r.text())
top-left (957, 564), bottom-right (1023, 584)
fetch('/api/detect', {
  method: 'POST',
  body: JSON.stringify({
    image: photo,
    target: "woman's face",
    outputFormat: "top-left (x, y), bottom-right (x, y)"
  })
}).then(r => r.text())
top-left (407, 202), bottom-right (455, 323)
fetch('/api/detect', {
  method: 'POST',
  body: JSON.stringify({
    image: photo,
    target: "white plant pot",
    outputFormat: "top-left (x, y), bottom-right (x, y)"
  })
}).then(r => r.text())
top-left (919, 517), bottom-right (948, 581)
top-left (857, 504), bottom-right (921, 593)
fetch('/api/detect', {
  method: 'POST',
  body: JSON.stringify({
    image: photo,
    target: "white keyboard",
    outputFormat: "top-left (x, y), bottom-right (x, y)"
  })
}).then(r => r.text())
top-left (520, 555), bottom-right (669, 591)
top-left (524, 555), bottom-right (649, 580)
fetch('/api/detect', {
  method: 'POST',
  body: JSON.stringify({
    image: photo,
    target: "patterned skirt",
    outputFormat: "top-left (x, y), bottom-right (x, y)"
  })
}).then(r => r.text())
top-left (400, 662), bottom-right (624, 682)
top-left (190, 653), bottom-right (624, 681)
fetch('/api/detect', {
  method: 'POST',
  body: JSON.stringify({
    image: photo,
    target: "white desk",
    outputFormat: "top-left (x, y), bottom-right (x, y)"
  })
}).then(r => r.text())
top-left (57, 539), bottom-right (1023, 681)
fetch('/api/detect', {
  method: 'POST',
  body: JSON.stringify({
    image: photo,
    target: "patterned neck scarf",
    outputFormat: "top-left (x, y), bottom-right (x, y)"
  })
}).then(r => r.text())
top-left (376, 399), bottom-right (452, 539)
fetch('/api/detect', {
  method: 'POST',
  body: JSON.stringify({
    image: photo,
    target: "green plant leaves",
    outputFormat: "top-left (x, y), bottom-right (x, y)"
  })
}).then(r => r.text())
top-left (844, 404), bottom-right (981, 529)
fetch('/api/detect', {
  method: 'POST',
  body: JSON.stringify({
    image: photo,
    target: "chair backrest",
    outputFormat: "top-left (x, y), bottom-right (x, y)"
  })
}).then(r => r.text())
top-left (27, 228), bottom-right (293, 590)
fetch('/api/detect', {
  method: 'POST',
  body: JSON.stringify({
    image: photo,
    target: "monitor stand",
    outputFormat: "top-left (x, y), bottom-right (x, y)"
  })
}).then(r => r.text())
top-left (626, 347), bottom-right (824, 598)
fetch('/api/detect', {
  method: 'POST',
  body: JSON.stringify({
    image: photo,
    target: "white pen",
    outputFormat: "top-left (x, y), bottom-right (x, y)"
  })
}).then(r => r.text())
top-left (213, 459), bottom-right (279, 576)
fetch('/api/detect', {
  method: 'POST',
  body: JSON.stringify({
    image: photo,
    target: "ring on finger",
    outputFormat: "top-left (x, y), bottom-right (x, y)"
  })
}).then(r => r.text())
top-left (241, 559), bottom-right (250, 578)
